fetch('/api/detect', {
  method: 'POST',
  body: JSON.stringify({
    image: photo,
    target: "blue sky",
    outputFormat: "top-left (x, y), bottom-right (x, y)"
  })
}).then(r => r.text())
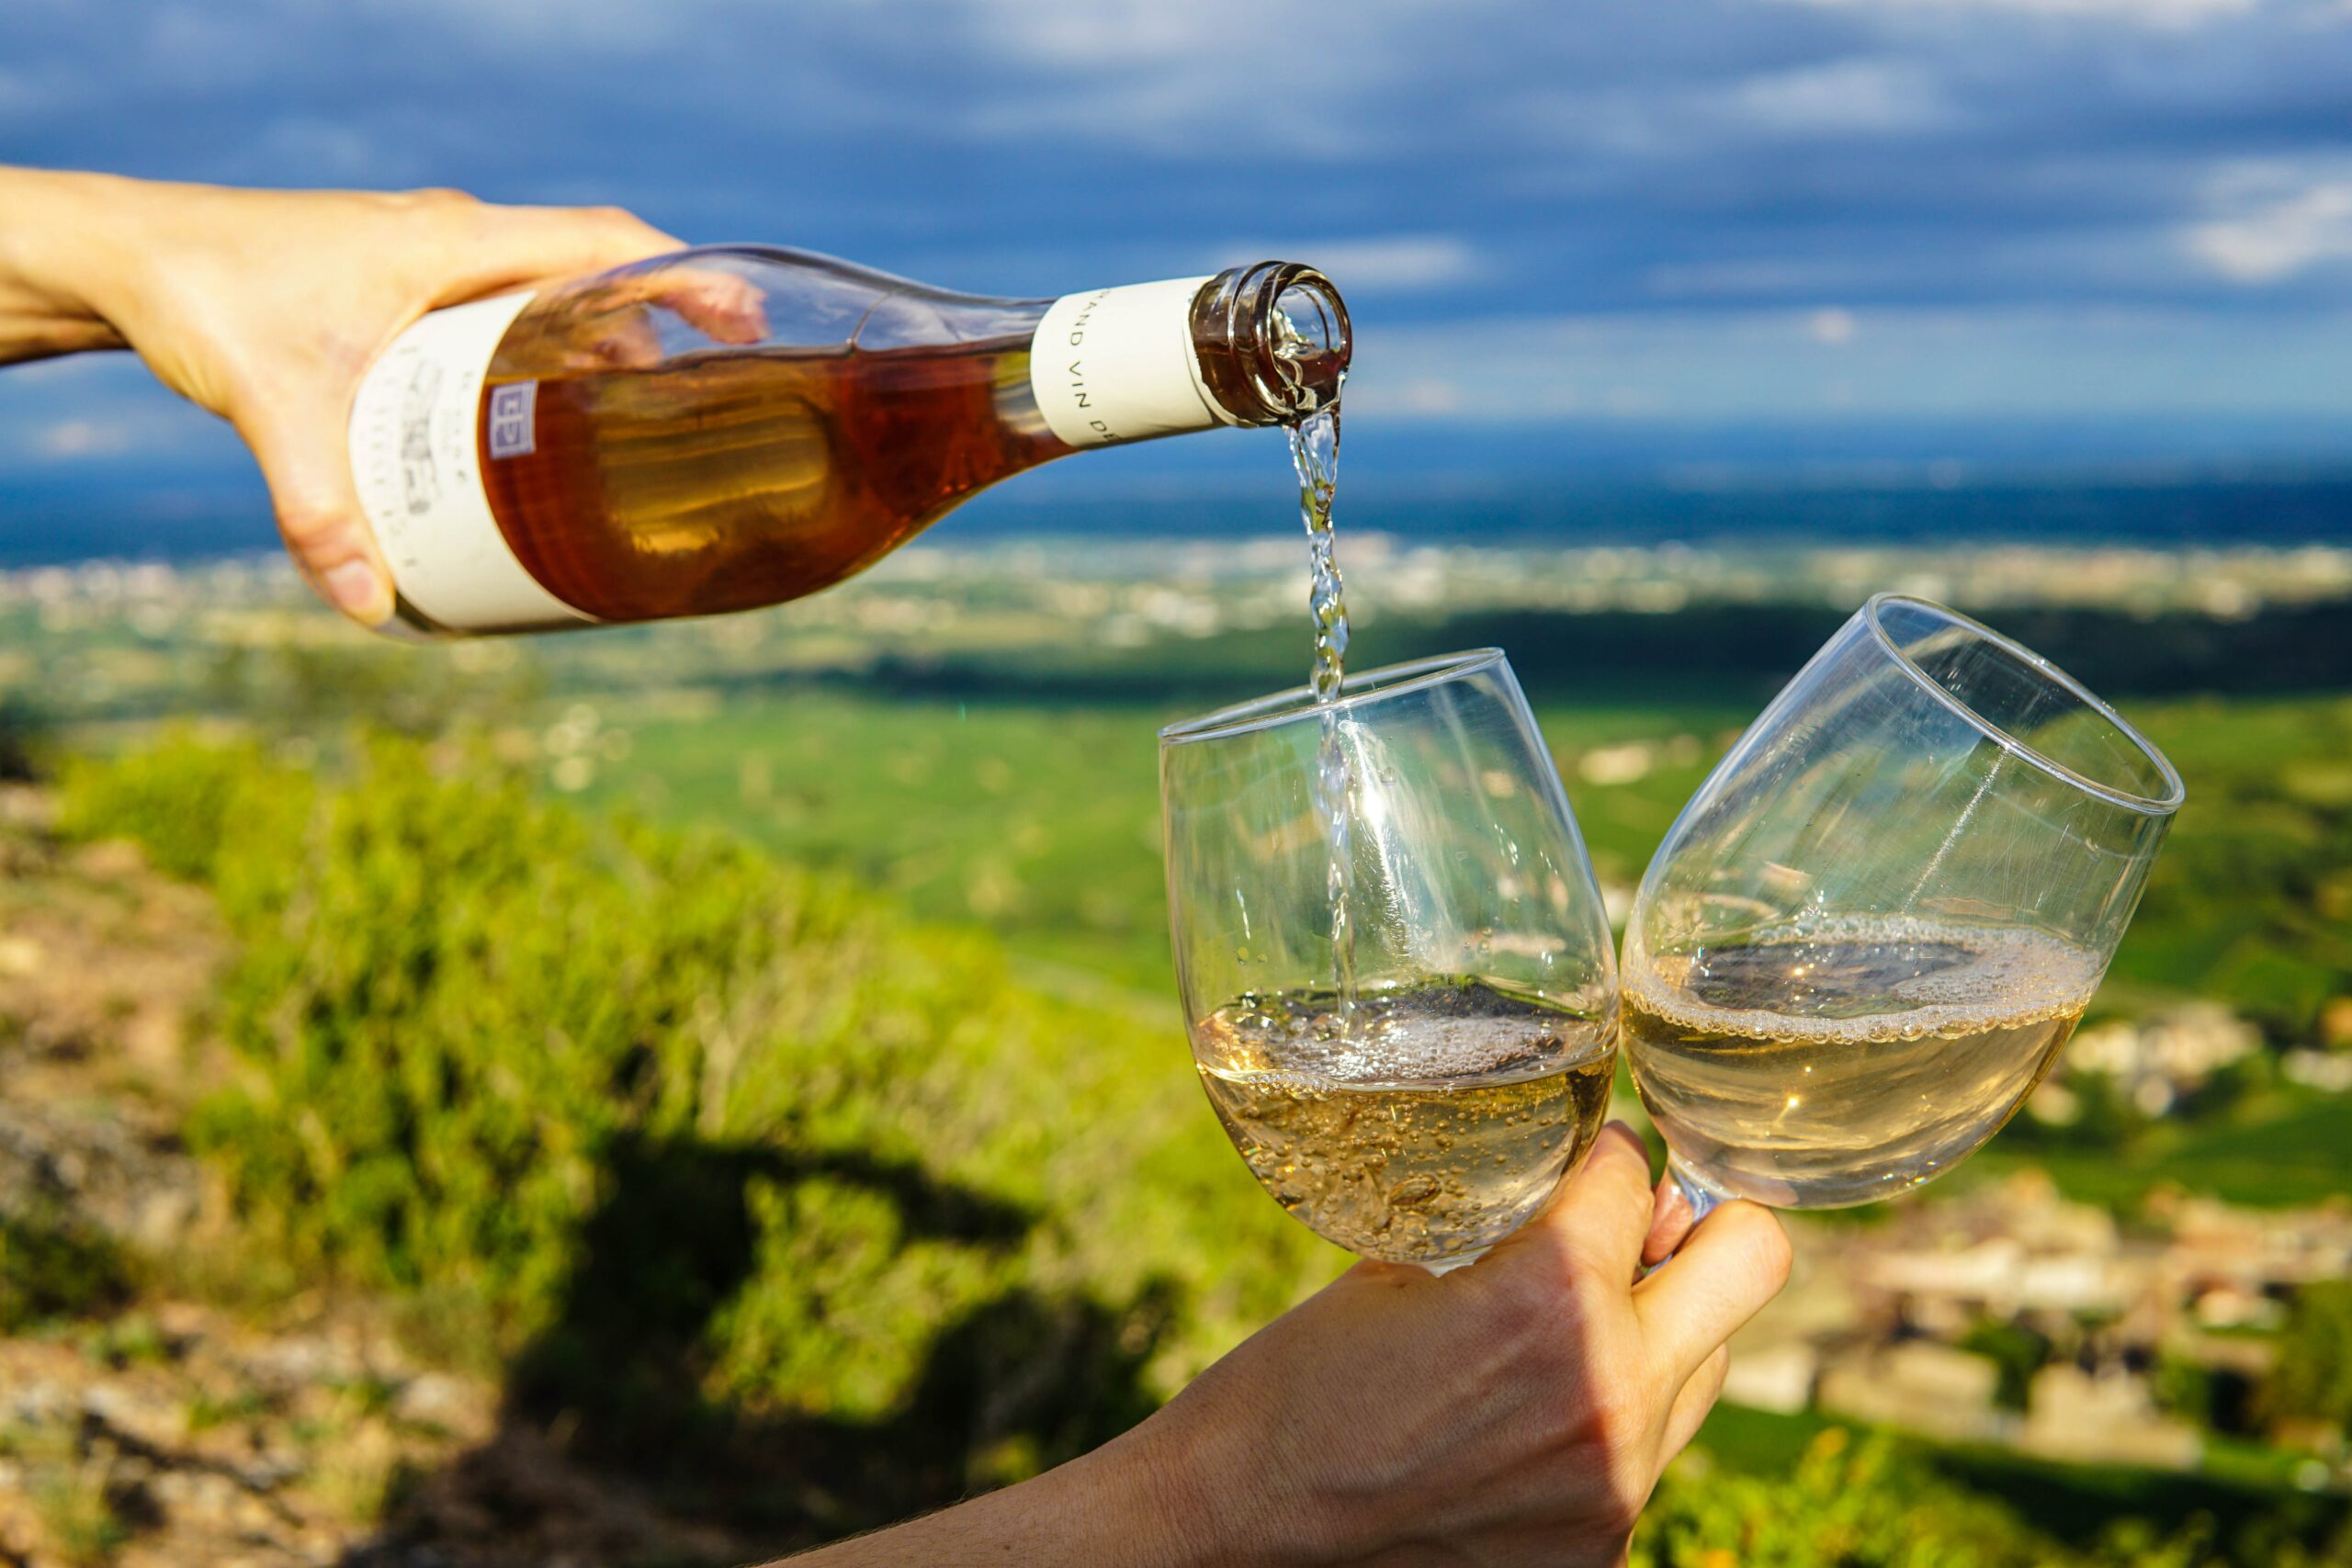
top-left (6, 0), bottom-right (2352, 528)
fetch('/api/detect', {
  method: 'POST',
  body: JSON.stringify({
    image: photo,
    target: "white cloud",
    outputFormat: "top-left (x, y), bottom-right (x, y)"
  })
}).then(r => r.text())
top-left (1732, 59), bottom-right (1955, 134)
top-left (1356, 303), bottom-right (2352, 422)
top-left (2185, 175), bottom-right (2352, 282)
top-left (1771, 0), bottom-right (2259, 25)
top-left (0, 360), bottom-right (235, 469)
top-left (1808, 307), bottom-right (1861, 344)
top-left (963, 0), bottom-right (1272, 68)
top-left (36, 420), bottom-right (130, 457)
top-left (379, 0), bottom-right (692, 51)
top-left (1645, 259), bottom-right (1885, 298)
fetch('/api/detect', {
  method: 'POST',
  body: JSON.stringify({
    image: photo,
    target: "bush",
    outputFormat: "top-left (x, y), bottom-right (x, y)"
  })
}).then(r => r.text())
top-left (60, 734), bottom-right (1329, 1529)
top-left (1959, 1318), bottom-right (2053, 1414)
top-left (1636, 1429), bottom-right (2247, 1568)
top-left (0, 1205), bottom-right (130, 1332)
top-left (0, 693), bottom-right (47, 782)
top-left (2264, 1279), bottom-right (2352, 1436)
top-left (56, 733), bottom-right (303, 886)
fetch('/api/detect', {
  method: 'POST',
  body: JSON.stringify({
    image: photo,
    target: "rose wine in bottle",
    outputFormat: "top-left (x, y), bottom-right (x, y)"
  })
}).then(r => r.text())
top-left (345, 248), bottom-right (1349, 636)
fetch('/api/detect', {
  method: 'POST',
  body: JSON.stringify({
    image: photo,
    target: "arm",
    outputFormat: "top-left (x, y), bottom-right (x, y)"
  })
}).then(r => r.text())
top-left (0, 165), bottom-right (677, 625)
top-left (786, 1123), bottom-right (1792, 1568)
top-left (0, 168), bottom-right (132, 360)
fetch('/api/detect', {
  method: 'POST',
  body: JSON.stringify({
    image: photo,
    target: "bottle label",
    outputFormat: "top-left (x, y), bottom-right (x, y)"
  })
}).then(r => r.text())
top-left (347, 292), bottom-right (594, 630)
top-left (1028, 276), bottom-right (1234, 448)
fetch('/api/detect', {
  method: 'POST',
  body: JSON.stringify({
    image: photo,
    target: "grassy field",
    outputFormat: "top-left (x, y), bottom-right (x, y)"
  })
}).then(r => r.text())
top-left (572, 691), bottom-right (1749, 992)
top-left (576, 684), bottom-right (2352, 1212)
top-left (24, 601), bottom-right (2351, 1562)
top-left (1975, 1084), bottom-right (2352, 1208)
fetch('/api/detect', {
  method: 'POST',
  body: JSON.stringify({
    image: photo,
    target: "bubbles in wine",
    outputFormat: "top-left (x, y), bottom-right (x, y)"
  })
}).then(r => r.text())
top-left (1624, 917), bottom-right (2101, 1209)
top-left (1196, 979), bottom-right (1616, 1269)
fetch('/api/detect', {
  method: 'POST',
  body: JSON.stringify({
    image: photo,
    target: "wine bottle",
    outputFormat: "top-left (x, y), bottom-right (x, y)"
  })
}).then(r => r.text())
top-left (345, 247), bottom-right (1349, 636)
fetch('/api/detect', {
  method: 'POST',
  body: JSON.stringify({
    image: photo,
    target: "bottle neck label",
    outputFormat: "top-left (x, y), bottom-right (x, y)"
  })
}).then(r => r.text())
top-left (347, 291), bottom-right (596, 631)
top-left (1027, 276), bottom-right (1235, 448)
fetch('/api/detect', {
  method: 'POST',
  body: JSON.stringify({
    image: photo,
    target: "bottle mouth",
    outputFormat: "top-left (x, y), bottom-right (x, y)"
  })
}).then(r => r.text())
top-left (1190, 261), bottom-right (1351, 425)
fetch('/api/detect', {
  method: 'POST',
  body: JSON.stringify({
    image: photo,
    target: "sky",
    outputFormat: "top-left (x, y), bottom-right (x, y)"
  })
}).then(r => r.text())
top-left (6, 0), bottom-right (2352, 538)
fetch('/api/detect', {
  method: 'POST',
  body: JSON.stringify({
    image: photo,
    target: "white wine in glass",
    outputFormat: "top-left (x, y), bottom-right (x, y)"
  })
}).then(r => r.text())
top-left (1195, 979), bottom-right (1617, 1265)
top-left (1161, 651), bottom-right (1621, 1271)
top-left (1624, 595), bottom-right (2183, 1216)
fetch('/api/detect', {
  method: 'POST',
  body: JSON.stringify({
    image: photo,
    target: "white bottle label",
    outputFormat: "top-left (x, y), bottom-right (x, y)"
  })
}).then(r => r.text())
top-left (1027, 276), bottom-right (1235, 449)
top-left (347, 291), bottom-right (595, 631)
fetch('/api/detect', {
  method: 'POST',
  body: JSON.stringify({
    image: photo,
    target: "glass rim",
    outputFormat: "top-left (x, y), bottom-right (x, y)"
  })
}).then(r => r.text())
top-left (1862, 592), bottom-right (2186, 817)
top-left (1159, 648), bottom-right (1508, 747)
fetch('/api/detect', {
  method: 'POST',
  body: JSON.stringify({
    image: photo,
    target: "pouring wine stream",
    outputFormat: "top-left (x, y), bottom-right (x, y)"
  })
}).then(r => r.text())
top-left (1290, 386), bottom-right (1357, 1031)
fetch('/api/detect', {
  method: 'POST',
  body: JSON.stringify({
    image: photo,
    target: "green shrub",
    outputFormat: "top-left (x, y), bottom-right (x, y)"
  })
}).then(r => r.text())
top-left (0, 1205), bottom-right (130, 1332)
top-left (1636, 1429), bottom-right (2239, 1568)
top-left (60, 734), bottom-right (1327, 1527)
top-left (2264, 1280), bottom-right (2352, 1435)
top-left (1959, 1318), bottom-right (2053, 1414)
top-left (56, 732), bottom-right (304, 886)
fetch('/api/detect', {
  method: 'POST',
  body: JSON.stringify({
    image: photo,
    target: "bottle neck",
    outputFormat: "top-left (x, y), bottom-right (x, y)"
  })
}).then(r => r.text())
top-left (1022, 262), bottom-right (1351, 450)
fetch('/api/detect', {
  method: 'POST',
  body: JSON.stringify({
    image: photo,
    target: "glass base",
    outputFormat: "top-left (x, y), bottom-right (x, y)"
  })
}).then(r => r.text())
top-left (1413, 1246), bottom-right (1489, 1277)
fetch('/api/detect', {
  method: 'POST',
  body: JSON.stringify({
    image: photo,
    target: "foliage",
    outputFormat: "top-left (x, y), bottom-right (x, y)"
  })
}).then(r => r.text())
top-left (0, 1204), bottom-right (130, 1333)
top-left (59, 733), bottom-right (1329, 1533)
top-left (2154, 1354), bottom-right (2227, 1432)
top-left (56, 732), bottom-right (302, 886)
top-left (1638, 1427), bottom-right (2352, 1568)
top-left (1634, 1429), bottom-right (2231, 1568)
top-left (0, 691), bottom-right (47, 781)
top-left (56, 727), bottom-right (2352, 1557)
top-left (1959, 1319), bottom-right (2052, 1414)
top-left (578, 690), bottom-right (2352, 1056)
top-left (2264, 1280), bottom-right (2352, 1435)
top-left (205, 639), bottom-right (545, 741)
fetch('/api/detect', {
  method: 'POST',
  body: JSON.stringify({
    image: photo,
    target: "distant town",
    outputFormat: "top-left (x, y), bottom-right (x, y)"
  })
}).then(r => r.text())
top-left (7, 537), bottom-right (2351, 728)
top-left (1734, 1172), bottom-right (2352, 1488)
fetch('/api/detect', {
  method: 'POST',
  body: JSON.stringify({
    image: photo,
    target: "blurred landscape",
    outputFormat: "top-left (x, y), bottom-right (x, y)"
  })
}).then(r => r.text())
top-left (3, 486), bottom-right (2350, 1564)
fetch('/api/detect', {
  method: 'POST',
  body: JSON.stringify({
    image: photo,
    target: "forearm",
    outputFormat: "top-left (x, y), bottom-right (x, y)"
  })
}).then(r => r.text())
top-left (0, 166), bottom-right (142, 363)
top-left (779, 1423), bottom-right (1285, 1568)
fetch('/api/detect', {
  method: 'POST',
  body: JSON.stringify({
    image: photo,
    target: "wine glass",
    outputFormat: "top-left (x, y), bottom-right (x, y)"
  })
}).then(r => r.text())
top-left (1160, 649), bottom-right (1619, 1272)
top-left (1623, 593), bottom-right (2184, 1222)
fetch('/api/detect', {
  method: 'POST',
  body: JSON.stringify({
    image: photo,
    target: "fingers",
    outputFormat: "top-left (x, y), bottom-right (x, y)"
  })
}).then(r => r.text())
top-left (426, 198), bottom-right (684, 310)
top-left (1659, 1345), bottom-right (1729, 1465)
top-left (575, 270), bottom-right (772, 347)
top-left (1525, 1121), bottom-right (1655, 1284)
top-left (241, 391), bottom-right (392, 626)
top-left (1641, 1175), bottom-right (1694, 1269)
top-left (1631, 1201), bottom-right (1792, 1386)
top-left (653, 269), bottom-right (770, 344)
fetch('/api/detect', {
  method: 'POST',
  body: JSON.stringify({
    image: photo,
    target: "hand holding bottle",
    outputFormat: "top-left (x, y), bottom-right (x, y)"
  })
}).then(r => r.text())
top-left (0, 166), bottom-right (683, 624)
top-left (6, 166), bottom-right (1348, 638)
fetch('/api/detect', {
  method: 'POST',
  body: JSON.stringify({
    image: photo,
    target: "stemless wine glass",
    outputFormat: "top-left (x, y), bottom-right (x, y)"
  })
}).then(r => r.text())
top-left (1160, 649), bottom-right (1619, 1272)
top-left (1623, 594), bottom-right (2184, 1221)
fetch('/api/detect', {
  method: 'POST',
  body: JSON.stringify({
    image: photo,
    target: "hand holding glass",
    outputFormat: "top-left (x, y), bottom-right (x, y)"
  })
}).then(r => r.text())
top-left (1160, 651), bottom-right (1619, 1272)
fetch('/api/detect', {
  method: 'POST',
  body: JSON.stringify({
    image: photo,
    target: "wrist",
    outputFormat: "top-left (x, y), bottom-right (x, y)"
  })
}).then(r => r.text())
top-left (0, 167), bottom-right (143, 359)
top-left (1080, 1393), bottom-right (1334, 1568)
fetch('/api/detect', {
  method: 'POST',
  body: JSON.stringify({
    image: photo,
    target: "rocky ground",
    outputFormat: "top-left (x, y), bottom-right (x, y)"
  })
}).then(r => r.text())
top-left (0, 787), bottom-right (743, 1568)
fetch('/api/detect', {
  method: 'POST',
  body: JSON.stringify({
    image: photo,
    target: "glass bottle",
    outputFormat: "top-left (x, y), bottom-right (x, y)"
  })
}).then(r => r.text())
top-left (345, 247), bottom-right (1349, 636)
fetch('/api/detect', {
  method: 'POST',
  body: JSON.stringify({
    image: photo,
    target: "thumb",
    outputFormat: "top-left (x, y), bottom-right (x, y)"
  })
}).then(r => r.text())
top-left (241, 386), bottom-right (394, 626)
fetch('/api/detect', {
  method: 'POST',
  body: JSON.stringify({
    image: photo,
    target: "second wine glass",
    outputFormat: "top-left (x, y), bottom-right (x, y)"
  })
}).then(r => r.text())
top-left (1624, 594), bottom-right (2184, 1219)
